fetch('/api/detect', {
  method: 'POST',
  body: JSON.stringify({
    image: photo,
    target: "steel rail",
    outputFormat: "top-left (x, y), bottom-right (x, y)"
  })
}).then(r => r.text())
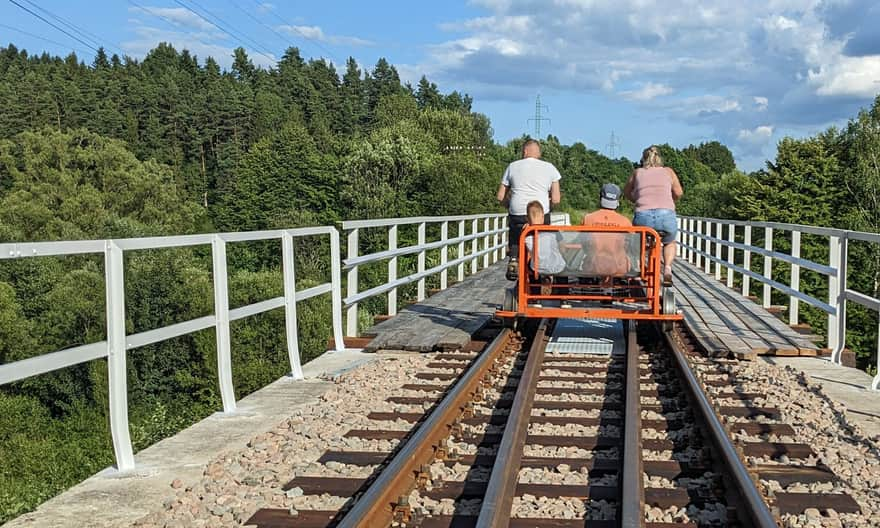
top-left (664, 329), bottom-right (777, 528)
top-left (475, 320), bottom-right (549, 528)
top-left (621, 320), bottom-right (644, 527)
top-left (337, 328), bottom-right (513, 528)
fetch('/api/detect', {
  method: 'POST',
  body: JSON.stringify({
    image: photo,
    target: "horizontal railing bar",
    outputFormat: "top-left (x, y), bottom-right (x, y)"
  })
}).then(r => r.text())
top-left (679, 216), bottom-right (880, 239)
top-left (127, 315), bottom-right (217, 349)
top-left (845, 289), bottom-right (880, 312)
top-left (115, 234), bottom-right (213, 251)
top-left (0, 341), bottom-right (107, 385)
top-left (1, 228), bottom-right (338, 258)
top-left (344, 243), bottom-right (503, 306)
top-left (343, 228), bottom-right (506, 269)
top-left (848, 231), bottom-right (880, 244)
top-left (295, 282), bottom-right (333, 302)
top-left (341, 213), bottom-right (505, 230)
top-left (681, 229), bottom-right (836, 277)
top-left (682, 244), bottom-right (835, 314)
top-left (229, 297), bottom-right (285, 321)
top-left (0, 240), bottom-right (106, 259)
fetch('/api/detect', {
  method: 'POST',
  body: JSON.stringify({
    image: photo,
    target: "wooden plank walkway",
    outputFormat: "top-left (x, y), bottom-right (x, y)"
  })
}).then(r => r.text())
top-left (672, 261), bottom-right (819, 359)
top-left (363, 264), bottom-right (508, 352)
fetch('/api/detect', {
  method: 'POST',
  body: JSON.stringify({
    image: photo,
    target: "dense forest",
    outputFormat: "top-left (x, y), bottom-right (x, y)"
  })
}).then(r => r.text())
top-left (0, 41), bottom-right (877, 522)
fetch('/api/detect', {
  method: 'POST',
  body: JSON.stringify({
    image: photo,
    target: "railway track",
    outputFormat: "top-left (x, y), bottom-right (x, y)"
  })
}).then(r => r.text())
top-left (246, 320), bottom-right (862, 527)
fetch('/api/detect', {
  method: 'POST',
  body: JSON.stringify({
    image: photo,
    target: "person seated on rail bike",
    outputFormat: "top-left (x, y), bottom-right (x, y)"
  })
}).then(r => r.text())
top-left (522, 200), bottom-right (566, 294)
top-left (579, 183), bottom-right (633, 288)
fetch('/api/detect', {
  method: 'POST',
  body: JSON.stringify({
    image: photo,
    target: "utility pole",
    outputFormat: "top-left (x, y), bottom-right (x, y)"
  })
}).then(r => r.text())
top-left (527, 94), bottom-right (550, 137)
top-left (606, 130), bottom-right (621, 158)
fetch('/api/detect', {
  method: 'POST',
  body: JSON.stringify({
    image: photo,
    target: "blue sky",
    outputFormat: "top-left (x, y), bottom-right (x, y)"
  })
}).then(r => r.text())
top-left (3, 0), bottom-right (880, 171)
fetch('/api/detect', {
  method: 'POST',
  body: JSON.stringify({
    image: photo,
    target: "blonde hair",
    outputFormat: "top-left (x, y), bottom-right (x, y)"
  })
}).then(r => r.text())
top-left (641, 146), bottom-right (663, 168)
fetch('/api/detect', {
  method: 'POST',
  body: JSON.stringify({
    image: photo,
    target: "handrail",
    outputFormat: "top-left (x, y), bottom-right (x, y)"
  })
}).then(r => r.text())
top-left (677, 216), bottom-right (880, 389)
top-left (0, 226), bottom-right (345, 472)
top-left (341, 213), bottom-right (508, 336)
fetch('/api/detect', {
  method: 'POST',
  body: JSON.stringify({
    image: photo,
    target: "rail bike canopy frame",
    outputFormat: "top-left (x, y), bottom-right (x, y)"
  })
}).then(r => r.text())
top-left (495, 224), bottom-right (683, 321)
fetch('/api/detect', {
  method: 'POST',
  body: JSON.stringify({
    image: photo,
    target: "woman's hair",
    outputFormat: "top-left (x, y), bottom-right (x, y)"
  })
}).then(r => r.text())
top-left (641, 146), bottom-right (663, 168)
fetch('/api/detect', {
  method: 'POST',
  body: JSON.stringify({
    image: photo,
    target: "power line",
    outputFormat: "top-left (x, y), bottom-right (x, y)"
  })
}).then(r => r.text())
top-left (173, 0), bottom-right (277, 64)
top-left (247, 0), bottom-right (341, 63)
top-left (21, 0), bottom-right (122, 56)
top-left (527, 94), bottom-right (550, 137)
top-left (7, 0), bottom-right (99, 53)
top-left (0, 22), bottom-right (92, 56)
top-left (227, 0), bottom-right (327, 62)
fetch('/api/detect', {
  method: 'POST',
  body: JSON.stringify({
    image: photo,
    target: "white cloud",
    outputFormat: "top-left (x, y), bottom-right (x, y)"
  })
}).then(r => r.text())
top-left (128, 6), bottom-right (215, 31)
top-left (277, 25), bottom-right (373, 47)
top-left (257, 3), bottom-right (275, 14)
top-left (737, 125), bottom-right (775, 143)
top-left (619, 82), bottom-right (673, 101)
top-left (417, 0), bottom-right (880, 165)
top-left (121, 26), bottom-right (276, 69)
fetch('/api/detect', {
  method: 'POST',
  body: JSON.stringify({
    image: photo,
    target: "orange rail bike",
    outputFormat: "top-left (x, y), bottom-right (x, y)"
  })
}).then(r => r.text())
top-left (496, 224), bottom-right (682, 325)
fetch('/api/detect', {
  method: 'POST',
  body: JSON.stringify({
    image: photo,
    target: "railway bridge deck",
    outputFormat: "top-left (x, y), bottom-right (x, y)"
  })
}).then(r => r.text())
top-left (2, 213), bottom-right (879, 527)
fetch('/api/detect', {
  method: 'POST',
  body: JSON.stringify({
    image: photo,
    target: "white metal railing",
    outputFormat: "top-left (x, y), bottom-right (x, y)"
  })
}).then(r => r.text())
top-left (340, 213), bottom-right (508, 336)
top-left (677, 216), bottom-right (880, 388)
top-left (0, 227), bottom-right (345, 471)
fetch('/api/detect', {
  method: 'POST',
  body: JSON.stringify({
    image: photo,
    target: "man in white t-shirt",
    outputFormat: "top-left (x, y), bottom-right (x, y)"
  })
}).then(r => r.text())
top-left (496, 139), bottom-right (562, 280)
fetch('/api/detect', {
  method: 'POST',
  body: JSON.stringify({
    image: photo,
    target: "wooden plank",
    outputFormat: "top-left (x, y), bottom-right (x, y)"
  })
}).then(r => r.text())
top-left (675, 262), bottom-right (818, 352)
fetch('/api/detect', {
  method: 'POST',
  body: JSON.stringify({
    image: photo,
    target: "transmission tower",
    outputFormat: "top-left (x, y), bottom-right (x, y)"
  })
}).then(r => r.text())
top-left (606, 130), bottom-right (621, 158)
top-left (527, 95), bottom-right (550, 137)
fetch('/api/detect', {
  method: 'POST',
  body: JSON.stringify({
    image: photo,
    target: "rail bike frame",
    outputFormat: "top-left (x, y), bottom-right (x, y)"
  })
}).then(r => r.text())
top-left (495, 224), bottom-right (683, 321)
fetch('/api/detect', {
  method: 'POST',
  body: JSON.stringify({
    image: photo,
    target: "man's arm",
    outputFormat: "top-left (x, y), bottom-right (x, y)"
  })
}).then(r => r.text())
top-left (496, 183), bottom-right (509, 203)
top-left (550, 180), bottom-right (561, 206)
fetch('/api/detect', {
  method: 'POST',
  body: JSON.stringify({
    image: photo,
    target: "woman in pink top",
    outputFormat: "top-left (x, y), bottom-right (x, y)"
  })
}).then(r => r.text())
top-left (623, 146), bottom-right (684, 284)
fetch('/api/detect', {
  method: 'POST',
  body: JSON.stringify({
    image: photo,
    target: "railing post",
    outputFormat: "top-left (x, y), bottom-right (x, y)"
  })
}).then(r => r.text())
top-left (417, 222), bottom-right (426, 301)
top-left (105, 240), bottom-right (135, 471)
top-left (743, 225), bottom-right (752, 297)
top-left (687, 218), bottom-right (694, 263)
top-left (458, 220), bottom-right (466, 282)
top-left (763, 227), bottom-right (773, 308)
top-left (676, 217), bottom-right (682, 257)
top-left (211, 235), bottom-right (236, 413)
top-left (715, 221), bottom-right (723, 281)
top-left (388, 225), bottom-right (398, 316)
top-left (471, 218), bottom-right (479, 274)
top-left (440, 221), bottom-right (449, 290)
top-left (695, 220), bottom-right (703, 269)
top-left (282, 232), bottom-right (303, 378)
top-left (704, 221), bottom-right (712, 274)
top-left (329, 229), bottom-right (345, 351)
top-left (493, 217), bottom-right (500, 263)
top-left (345, 228), bottom-right (359, 337)
top-left (501, 216), bottom-right (508, 259)
top-left (872, 316), bottom-right (880, 390)
top-left (829, 235), bottom-right (848, 363)
top-left (789, 230), bottom-right (801, 326)
top-left (483, 217), bottom-right (491, 268)
top-left (726, 223), bottom-right (735, 288)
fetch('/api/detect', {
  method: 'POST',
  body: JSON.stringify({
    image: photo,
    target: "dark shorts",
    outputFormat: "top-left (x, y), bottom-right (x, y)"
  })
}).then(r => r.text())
top-left (508, 213), bottom-right (551, 256)
top-left (633, 209), bottom-right (677, 244)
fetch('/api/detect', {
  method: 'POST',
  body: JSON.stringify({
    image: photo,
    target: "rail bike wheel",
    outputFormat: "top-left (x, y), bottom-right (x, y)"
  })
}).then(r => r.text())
top-left (661, 286), bottom-right (676, 331)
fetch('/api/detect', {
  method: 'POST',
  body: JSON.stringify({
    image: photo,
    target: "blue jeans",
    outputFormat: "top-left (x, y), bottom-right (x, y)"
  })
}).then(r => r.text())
top-left (633, 209), bottom-right (677, 244)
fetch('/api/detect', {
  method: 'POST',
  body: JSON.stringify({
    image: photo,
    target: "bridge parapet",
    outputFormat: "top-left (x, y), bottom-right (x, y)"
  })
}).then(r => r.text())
top-left (677, 216), bottom-right (880, 389)
top-left (0, 213), bottom-right (508, 474)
